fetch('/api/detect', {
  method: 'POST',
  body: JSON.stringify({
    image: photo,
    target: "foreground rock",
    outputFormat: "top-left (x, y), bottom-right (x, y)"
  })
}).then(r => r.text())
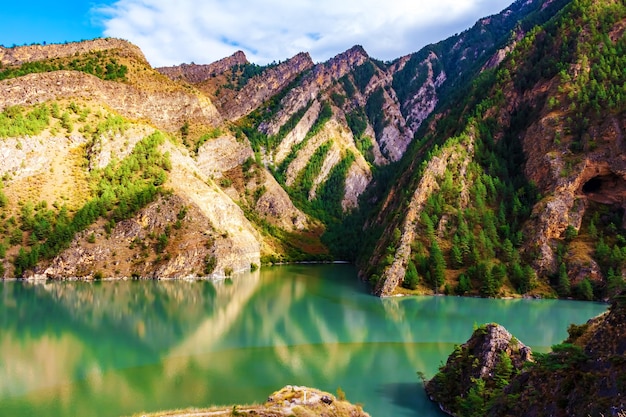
top-left (134, 385), bottom-right (370, 417)
top-left (425, 323), bottom-right (532, 416)
top-left (426, 296), bottom-right (626, 417)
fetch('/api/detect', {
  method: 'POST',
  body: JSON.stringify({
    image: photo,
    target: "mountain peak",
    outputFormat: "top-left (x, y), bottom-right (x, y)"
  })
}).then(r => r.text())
top-left (157, 50), bottom-right (249, 83)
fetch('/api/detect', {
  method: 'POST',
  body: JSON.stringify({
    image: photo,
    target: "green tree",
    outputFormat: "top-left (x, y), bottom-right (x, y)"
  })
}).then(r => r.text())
top-left (564, 225), bottom-right (578, 240)
top-left (578, 278), bottom-right (594, 301)
top-left (494, 351), bottom-right (513, 389)
top-left (422, 212), bottom-right (435, 241)
top-left (403, 260), bottom-right (419, 290)
top-left (460, 377), bottom-right (487, 417)
top-left (480, 263), bottom-right (497, 298)
top-left (502, 238), bottom-right (514, 263)
top-left (606, 267), bottom-right (624, 295)
top-left (456, 274), bottom-right (471, 295)
top-left (558, 262), bottom-right (571, 297)
top-left (451, 244), bottom-right (464, 269)
top-left (429, 240), bottom-right (446, 291)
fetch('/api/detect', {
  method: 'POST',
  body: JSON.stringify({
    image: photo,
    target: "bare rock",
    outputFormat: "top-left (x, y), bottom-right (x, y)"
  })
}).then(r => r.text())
top-left (217, 52), bottom-right (314, 121)
top-left (0, 71), bottom-right (222, 131)
top-left (425, 323), bottom-right (533, 416)
top-left (157, 51), bottom-right (249, 83)
top-left (0, 38), bottom-right (148, 66)
top-left (260, 46), bottom-right (369, 136)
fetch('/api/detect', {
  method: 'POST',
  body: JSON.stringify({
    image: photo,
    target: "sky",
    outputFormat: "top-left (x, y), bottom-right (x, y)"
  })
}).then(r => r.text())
top-left (2, 0), bottom-right (515, 66)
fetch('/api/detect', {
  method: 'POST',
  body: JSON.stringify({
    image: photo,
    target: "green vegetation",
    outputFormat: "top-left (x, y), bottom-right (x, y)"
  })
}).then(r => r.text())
top-left (276, 102), bottom-right (332, 184)
top-left (194, 127), bottom-right (223, 154)
top-left (12, 131), bottom-right (170, 276)
top-left (291, 140), bottom-right (333, 197)
top-left (313, 151), bottom-right (356, 221)
top-left (271, 101), bottom-right (313, 147)
top-left (0, 51), bottom-right (128, 81)
top-left (346, 108), bottom-right (374, 163)
top-left (221, 62), bottom-right (277, 91)
top-left (0, 105), bottom-right (50, 138)
top-left (235, 69), bottom-right (310, 155)
top-left (351, 61), bottom-right (376, 93)
top-left (365, 87), bottom-right (386, 141)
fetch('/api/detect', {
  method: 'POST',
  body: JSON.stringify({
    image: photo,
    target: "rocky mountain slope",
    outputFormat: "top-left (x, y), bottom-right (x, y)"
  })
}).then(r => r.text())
top-left (426, 294), bottom-right (626, 416)
top-left (0, 0), bottom-right (624, 299)
top-left (359, 0), bottom-right (626, 300)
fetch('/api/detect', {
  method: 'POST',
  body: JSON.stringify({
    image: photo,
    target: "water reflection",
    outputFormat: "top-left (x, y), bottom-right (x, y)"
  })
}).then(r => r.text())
top-left (0, 265), bottom-right (608, 417)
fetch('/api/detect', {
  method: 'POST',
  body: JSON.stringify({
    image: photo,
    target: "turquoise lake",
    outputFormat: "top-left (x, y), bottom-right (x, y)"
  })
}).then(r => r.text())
top-left (0, 264), bottom-right (609, 416)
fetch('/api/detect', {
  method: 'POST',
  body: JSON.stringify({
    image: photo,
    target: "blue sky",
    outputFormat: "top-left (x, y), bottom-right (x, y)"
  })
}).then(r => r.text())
top-left (1, 1), bottom-right (113, 47)
top-left (2, 0), bottom-right (514, 66)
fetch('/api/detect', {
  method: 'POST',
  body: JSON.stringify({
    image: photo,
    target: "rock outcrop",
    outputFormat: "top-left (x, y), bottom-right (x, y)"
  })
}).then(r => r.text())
top-left (0, 38), bottom-right (148, 66)
top-left (426, 296), bottom-right (626, 417)
top-left (0, 71), bottom-right (222, 131)
top-left (217, 52), bottom-right (314, 121)
top-left (157, 50), bottom-right (249, 83)
top-left (141, 385), bottom-right (370, 417)
top-left (522, 87), bottom-right (626, 277)
top-left (425, 323), bottom-right (532, 416)
top-left (488, 297), bottom-right (626, 416)
top-left (260, 46), bottom-right (369, 136)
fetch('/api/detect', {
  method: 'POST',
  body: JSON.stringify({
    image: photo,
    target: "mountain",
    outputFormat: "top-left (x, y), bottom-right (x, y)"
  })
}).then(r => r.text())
top-left (0, 0), bottom-right (624, 303)
top-left (426, 294), bottom-right (626, 416)
top-left (357, 0), bottom-right (626, 299)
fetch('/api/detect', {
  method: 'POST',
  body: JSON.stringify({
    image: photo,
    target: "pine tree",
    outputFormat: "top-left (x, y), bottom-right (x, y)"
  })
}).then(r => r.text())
top-left (494, 351), bottom-right (514, 389)
top-left (578, 278), bottom-right (594, 301)
top-left (403, 260), bottom-right (420, 290)
top-left (456, 274), bottom-right (471, 295)
top-left (502, 238), bottom-right (515, 263)
top-left (422, 213), bottom-right (435, 241)
top-left (429, 240), bottom-right (446, 291)
top-left (480, 263), bottom-right (497, 297)
top-left (558, 262), bottom-right (571, 297)
top-left (451, 237), bottom-right (464, 269)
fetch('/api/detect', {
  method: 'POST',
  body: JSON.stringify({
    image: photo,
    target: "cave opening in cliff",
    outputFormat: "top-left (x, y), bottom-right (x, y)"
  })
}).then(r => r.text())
top-left (582, 177), bottom-right (604, 193)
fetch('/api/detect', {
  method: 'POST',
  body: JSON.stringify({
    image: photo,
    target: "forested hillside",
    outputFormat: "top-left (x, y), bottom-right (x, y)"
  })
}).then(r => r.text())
top-left (358, 0), bottom-right (626, 300)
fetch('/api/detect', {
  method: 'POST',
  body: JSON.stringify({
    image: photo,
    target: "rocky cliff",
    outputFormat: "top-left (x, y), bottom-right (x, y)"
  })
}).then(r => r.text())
top-left (0, 38), bottom-right (147, 66)
top-left (425, 323), bottom-right (532, 416)
top-left (427, 296), bottom-right (626, 417)
top-left (157, 50), bottom-right (249, 83)
top-left (358, 0), bottom-right (626, 300)
top-left (0, 71), bottom-right (222, 131)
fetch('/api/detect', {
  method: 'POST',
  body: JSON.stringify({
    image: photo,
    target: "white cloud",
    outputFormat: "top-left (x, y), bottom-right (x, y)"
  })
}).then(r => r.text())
top-left (95, 0), bottom-right (513, 67)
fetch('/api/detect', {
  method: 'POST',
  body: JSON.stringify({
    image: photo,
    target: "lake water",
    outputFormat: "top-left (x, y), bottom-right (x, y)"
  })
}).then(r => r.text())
top-left (0, 264), bottom-right (608, 417)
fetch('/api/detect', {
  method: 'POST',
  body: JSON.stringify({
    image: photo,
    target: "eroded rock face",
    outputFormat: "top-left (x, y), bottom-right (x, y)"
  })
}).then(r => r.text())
top-left (0, 38), bottom-right (148, 66)
top-left (273, 100), bottom-right (321, 165)
top-left (196, 133), bottom-right (254, 178)
top-left (217, 52), bottom-right (314, 121)
top-left (255, 170), bottom-right (308, 231)
top-left (41, 194), bottom-right (223, 279)
top-left (260, 46), bottom-right (369, 136)
top-left (401, 52), bottom-right (447, 136)
top-left (523, 106), bottom-right (626, 277)
top-left (0, 71), bottom-right (222, 131)
top-left (157, 51), bottom-right (249, 83)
